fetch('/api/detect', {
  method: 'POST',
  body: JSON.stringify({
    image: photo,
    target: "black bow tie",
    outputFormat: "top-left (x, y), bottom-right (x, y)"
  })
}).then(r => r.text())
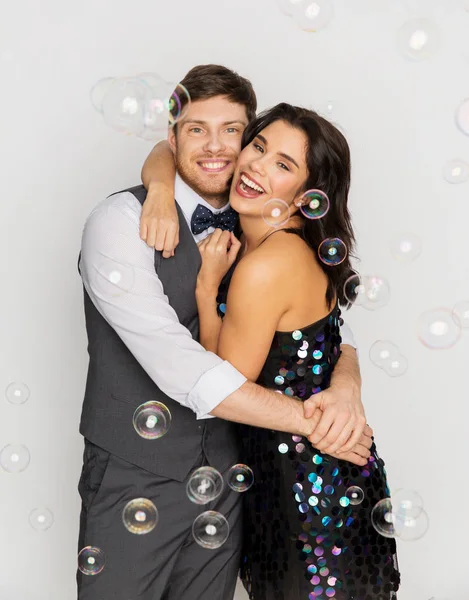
top-left (190, 204), bottom-right (238, 235)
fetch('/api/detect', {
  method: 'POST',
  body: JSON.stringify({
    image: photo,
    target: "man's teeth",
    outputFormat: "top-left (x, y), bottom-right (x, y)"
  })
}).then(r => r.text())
top-left (240, 174), bottom-right (264, 193)
top-left (200, 162), bottom-right (227, 169)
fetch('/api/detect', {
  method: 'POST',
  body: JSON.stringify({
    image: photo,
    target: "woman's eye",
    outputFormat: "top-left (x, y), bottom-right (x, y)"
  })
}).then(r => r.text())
top-left (278, 162), bottom-right (289, 171)
top-left (253, 143), bottom-right (264, 152)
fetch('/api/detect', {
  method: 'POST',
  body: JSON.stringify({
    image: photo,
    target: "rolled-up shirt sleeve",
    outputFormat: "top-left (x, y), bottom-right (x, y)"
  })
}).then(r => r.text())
top-left (79, 192), bottom-right (247, 419)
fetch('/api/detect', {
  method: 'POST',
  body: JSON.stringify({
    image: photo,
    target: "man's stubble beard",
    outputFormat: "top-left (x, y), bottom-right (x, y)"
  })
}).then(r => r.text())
top-left (175, 152), bottom-right (232, 209)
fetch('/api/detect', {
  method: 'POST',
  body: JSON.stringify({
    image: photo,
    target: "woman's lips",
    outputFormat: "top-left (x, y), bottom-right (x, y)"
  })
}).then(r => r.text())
top-left (235, 176), bottom-right (265, 199)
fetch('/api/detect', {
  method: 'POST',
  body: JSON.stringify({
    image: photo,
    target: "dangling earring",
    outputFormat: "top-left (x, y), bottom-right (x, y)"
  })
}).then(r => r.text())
top-left (294, 199), bottom-right (303, 207)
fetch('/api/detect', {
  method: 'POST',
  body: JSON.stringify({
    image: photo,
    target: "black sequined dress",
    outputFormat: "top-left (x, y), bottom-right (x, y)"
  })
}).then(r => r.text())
top-left (216, 264), bottom-right (401, 600)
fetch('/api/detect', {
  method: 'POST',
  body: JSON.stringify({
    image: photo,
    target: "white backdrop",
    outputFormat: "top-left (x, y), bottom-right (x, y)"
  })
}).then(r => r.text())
top-left (1, 0), bottom-right (468, 598)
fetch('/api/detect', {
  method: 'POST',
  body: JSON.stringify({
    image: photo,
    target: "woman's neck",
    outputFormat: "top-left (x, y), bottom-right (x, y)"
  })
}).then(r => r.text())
top-left (238, 214), bottom-right (303, 257)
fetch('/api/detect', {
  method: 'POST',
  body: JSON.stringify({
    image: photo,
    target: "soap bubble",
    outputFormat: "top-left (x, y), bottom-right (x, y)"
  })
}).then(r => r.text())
top-left (192, 511), bottom-right (230, 549)
top-left (292, 0), bottom-right (334, 32)
top-left (345, 486), bottom-right (364, 505)
top-left (133, 401), bottom-right (171, 439)
top-left (262, 198), bottom-right (291, 227)
top-left (101, 77), bottom-right (151, 136)
top-left (417, 308), bottom-right (461, 349)
top-left (187, 466), bottom-right (224, 505)
top-left (318, 238), bottom-right (347, 266)
top-left (90, 256), bottom-right (135, 298)
top-left (396, 18), bottom-right (441, 61)
top-left (369, 341), bottom-right (400, 367)
top-left (29, 508), bottom-right (54, 531)
top-left (384, 355), bottom-right (408, 377)
top-left (371, 498), bottom-right (396, 538)
top-left (5, 382), bottom-right (30, 405)
top-left (298, 189), bottom-right (329, 220)
top-left (0, 444), bottom-right (30, 473)
top-left (389, 233), bottom-right (422, 262)
top-left (346, 275), bottom-right (391, 310)
top-left (78, 546), bottom-right (106, 576)
top-left (227, 464), bottom-right (254, 492)
top-left (138, 76), bottom-right (191, 141)
top-left (122, 498), bottom-right (158, 534)
top-left (442, 159), bottom-right (469, 184)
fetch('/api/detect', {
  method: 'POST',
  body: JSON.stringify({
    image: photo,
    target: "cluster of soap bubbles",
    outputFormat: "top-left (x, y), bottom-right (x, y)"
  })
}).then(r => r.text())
top-left (369, 341), bottom-right (408, 377)
top-left (262, 189), bottom-right (349, 267)
top-left (90, 73), bottom-right (190, 140)
top-left (2, 383), bottom-right (56, 532)
top-left (342, 485), bottom-right (430, 541)
top-left (77, 462), bottom-right (254, 576)
top-left (277, 0), bottom-right (335, 32)
top-left (344, 273), bottom-right (391, 311)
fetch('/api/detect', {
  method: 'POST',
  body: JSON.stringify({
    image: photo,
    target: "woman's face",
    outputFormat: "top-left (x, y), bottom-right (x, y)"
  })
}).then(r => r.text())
top-left (229, 120), bottom-right (309, 220)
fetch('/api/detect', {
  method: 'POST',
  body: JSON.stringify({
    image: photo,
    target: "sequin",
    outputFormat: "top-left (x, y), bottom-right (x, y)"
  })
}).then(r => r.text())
top-left (312, 454), bottom-right (323, 465)
top-left (292, 330), bottom-right (303, 340)
top-left (284, 387), bottom-right (294, 396)
top-left (313, 349), bottom-right (323, 359)
top-left (218, 303), bottom-right (226, 314)
top-left (297, 349), bottom-right (308, 358)
top-left (312, 365), bottom-right (323, 375)
top-left (274, 375), bottom-right (284, 385)
top-left (324, 485), bottom-right (335, 495)
top-left (278, 443), bottom-right (288, 454)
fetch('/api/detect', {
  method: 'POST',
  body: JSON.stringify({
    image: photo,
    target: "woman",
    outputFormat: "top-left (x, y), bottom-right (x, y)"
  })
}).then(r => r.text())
top-left (140, 104), bottom-right (400, 599)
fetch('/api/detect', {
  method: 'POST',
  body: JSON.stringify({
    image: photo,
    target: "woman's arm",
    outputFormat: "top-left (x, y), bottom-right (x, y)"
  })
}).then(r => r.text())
top-left (140, 140), bottom-right (179, 257)
top-left (195, 230), bottom-right (241, 353)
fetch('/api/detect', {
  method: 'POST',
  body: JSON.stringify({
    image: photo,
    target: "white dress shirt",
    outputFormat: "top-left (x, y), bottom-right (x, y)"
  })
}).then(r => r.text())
top-left (79, 174), bottom-right (357, 420)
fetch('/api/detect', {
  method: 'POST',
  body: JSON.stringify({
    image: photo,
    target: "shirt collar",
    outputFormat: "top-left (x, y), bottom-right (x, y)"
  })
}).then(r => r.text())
top-left (175, 172), bottom-right (230, 218)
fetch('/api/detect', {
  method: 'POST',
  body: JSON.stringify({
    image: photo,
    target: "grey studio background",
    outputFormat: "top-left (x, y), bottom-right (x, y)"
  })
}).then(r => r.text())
top-left (1, 0), bottom-right (468, 598)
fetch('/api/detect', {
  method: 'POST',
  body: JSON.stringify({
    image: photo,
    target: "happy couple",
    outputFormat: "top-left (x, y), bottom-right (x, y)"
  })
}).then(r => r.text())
top-left (77, 63), bottom-right (400, 600)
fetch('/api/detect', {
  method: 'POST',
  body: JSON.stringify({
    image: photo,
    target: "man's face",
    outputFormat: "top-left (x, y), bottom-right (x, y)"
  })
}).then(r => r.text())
top-left (168, 96), bottom-right (249, 205)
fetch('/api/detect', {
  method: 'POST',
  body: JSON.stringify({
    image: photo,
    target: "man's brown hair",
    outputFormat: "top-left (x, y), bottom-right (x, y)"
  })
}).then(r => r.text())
top-left (173, 64), bottom-right (257, 128)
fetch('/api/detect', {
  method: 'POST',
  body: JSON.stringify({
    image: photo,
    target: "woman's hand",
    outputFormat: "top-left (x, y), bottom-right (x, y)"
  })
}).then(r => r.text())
top-left (196, 229), bottom-right (241, 295)
top-left (139, 185), bottom-right (179, 258)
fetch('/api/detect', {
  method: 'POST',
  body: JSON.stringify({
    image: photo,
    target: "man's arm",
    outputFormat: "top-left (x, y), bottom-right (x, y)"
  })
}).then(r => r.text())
top-left (80, 194), bottom-right (319, 434)
top-left (140, 140), bottom-right (179, 257)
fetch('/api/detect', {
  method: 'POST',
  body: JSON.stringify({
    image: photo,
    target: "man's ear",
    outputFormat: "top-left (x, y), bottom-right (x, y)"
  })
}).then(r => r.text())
top-left (167, 126), bottom-right (177, 154)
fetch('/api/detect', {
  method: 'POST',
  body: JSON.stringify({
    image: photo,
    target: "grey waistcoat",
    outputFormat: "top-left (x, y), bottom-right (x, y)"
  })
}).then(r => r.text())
top-left (78, 185), bottom-right (240, 482)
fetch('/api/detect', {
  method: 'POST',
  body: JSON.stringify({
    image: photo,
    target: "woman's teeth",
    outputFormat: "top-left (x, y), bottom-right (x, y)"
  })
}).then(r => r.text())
top-left (240, 174), bottom-right (264, 193)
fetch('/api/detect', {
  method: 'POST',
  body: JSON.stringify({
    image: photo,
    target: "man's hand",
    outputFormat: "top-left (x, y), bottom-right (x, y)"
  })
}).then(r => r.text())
top-left (139, 184), bottom-right (179, 258)
top-left (304, 383), bottom-right (366, 455)
top-left (304, 408), bottom-right (373, 466)
top-left (303, 344), bottom-right (366, 455)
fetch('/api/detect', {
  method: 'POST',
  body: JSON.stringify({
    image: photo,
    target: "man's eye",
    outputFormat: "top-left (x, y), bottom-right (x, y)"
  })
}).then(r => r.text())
top-left (226, 128), bottom-right (238, 133)
top-left (190, 128), bottom-right (203, 133)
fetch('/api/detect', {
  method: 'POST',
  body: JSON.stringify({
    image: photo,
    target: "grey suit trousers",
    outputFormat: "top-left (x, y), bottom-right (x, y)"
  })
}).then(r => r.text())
top-left (77, 440), bottom-right (243, 600)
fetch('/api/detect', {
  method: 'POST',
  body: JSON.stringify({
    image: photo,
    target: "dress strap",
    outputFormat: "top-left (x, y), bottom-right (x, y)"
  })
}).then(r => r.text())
top-left (257, 228), bottom-right (301, 247)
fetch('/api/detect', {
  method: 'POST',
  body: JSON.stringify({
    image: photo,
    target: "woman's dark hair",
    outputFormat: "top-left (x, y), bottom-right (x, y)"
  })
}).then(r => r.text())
top-left (241, 103), bottom-right (356, 309)
top-left (173, 64), bottom-right (257, 131)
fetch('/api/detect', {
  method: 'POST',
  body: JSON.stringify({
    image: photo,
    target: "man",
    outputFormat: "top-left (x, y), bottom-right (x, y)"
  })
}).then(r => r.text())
top-left (78, 64), bottom-right (369, 600)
